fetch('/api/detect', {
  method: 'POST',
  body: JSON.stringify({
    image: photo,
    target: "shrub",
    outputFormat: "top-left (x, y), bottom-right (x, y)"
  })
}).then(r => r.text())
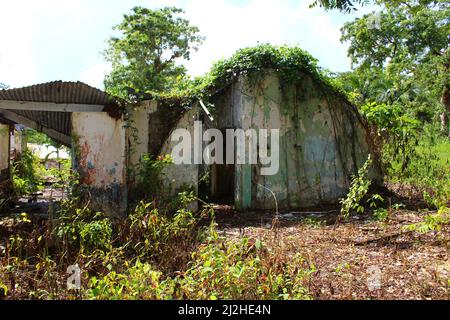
top-left (340, 155), bottom-right (373, 218)
top-left (86, 231), bottom-right (314, 300)
top-left (129, 154), bottom-right (173, 202)
top-left (53, 199), bottom-right (112, 253)
top-left (125, 197), bottom-right (204, 272)
top-left (177, 235), bottom-right (313, 300)
top-left (86, 260), bottom-right (176, 300)
top-left (12, 149), bottom-right (45, 195)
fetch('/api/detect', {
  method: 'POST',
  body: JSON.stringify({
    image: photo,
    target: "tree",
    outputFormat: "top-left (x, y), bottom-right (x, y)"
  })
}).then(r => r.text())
top-left (310, 0), bottom-right (371, 12)
top-left (104, 6), bottom-right (204, 100)
top-left (340, 0), bottom-right (450, 136)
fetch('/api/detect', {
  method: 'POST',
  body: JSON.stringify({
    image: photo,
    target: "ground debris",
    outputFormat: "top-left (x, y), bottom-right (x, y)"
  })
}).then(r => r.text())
top-left (215, 207), bottom-right (450, 300)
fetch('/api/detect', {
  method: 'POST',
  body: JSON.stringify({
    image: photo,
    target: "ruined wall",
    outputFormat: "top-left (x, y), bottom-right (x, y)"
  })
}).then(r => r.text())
top-left (72, 112), bottom-right (127, 216)
top-left (128, 101), bottom-right (199, 209)
top-left (147, 103), bottom-right (188, 157)
top-left (213, 72), bottom-right (381, 210)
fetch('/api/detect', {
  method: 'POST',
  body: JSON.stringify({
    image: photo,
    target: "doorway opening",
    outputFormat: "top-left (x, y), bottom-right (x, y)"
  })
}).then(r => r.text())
top-left (209, 128), bottom-right (235, 205)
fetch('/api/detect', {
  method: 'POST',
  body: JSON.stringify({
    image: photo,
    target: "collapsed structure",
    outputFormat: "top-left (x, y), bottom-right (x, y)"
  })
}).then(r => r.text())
top-left (0, 46), bottom-right (382, 215)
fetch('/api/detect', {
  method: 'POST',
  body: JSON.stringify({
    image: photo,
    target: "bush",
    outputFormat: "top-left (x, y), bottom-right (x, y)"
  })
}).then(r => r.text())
top-left (340, 155), bottom-right (373, 218)
top-left (53, 198), bottom-right (112, 253)
top-left (129, 154), bottom-right (173, 203)
top-left (86, 260), bottom-right (176, 300)
top-left (12, 149), bottom-right (45, 195)
top-left (86, 230), bottom-right (314, 300)
top-left (125, 196), bottom-right (206, 272)
top-left (177, 235), bottom-right (313, 300)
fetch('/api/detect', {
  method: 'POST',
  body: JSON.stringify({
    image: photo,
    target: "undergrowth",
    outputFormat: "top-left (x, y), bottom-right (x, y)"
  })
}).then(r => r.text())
top-left (0, 189), bottom-right (314, 300)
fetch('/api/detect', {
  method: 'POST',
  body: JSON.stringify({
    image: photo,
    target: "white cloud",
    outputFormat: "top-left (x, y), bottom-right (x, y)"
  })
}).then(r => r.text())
top-left (0, 0), bottom-right (375, 88)
top-left (182, 0), bottom-right (352, 76)
top-left (0, 1), bottom-right (37, 87)
top-left (79, 62), bottom-right (111, 89)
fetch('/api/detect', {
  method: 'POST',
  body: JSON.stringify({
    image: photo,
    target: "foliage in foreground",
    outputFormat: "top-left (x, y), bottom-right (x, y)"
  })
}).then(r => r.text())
top-left (0, 191), bottom-right (313, 300)
top-left (87, 232), bottom-right (314, 300)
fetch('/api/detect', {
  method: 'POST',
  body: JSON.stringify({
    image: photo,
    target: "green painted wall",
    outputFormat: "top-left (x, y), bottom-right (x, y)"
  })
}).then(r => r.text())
top-left (213, 71), bottom-right (381, 211)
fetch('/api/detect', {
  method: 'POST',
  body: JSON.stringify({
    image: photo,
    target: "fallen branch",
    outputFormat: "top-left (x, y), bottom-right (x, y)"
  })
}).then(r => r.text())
top-left (354, 230), bottom-right (415, 246)
top-left (286, 210), bottom-right (338, 215)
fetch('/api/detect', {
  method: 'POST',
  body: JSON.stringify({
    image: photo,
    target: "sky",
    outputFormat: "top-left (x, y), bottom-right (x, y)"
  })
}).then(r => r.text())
top-left (0, 0), bottom-right (378, 90)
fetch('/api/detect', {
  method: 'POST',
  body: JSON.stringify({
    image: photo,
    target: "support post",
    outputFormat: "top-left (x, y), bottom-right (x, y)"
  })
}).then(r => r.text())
top-left (0, 123), bottom-right (11, 181)
top-left (0, 122), bottom-right (12, 201)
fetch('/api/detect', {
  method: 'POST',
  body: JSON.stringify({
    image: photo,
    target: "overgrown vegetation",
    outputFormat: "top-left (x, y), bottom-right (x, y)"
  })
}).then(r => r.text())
top-left (11, 133), bottom-right (71, 197)
top-left (12, 149), bottom-right (45, 196)
top-left (1, 1), bottom-right (449, 301)
top-left (330, 0), bottom-right (450, 237)
top-left (0, 190), bottom-right (314, 300)
top-left (150, 43), bottom-right (351, 110)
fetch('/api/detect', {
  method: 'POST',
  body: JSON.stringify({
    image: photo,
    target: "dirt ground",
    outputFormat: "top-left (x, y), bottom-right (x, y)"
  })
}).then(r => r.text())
top-left (212, 207), bottom-right (449, 300)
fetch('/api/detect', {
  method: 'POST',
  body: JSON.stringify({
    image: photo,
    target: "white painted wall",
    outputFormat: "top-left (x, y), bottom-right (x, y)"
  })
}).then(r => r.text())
top-left (72, 112), bottom-right (127, 215)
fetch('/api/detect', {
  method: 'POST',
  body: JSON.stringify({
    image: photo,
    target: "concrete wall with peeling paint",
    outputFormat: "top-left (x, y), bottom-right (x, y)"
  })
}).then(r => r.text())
top-left (158, 106), bottom-right (200, 208)
top-left (128, 101), bottom-right (199, 204)
top-left (72, 112), bottom-right (127, 216)
top-left (0, 123), bottom-right (10, 182)
top-left (130, 71), bottom-right (380, 213)
top-left (212, 71), bottom-right (381, 211)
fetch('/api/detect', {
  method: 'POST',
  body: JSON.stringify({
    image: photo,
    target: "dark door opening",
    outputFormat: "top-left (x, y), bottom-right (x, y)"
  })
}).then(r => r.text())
top-left (210, 128), bottom-right (235, 204)
top-left (211, 162), bottom-right (235, 204)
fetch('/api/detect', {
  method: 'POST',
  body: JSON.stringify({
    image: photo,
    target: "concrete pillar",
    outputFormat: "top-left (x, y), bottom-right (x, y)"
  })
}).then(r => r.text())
top-left (0, 123), bottom-right (10, 182)
top-left (128, 100), bottom-right (156, 168)
top-left (13, 128), bottom-right (27, 158)
top-left (71, 112), bottom-right (128, 217)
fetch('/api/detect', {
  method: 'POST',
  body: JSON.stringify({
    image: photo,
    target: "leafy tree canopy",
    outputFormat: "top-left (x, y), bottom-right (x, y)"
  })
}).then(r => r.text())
top-left (310, 0), bottom-right (371, 12)
top-left (339, 0), bottom-right (449, 124)
top-left (104, 6), bottom-right (204, 100)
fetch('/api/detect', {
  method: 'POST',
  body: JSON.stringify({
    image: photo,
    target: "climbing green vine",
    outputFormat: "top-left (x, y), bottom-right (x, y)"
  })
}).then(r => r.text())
top-left (147, 44), bottom-right (348, 109)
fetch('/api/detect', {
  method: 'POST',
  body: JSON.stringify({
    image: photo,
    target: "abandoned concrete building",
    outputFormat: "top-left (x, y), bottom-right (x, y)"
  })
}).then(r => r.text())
top-left (145, 70), bottom-right (382, 212)
top-left (0, 54), bottom-right (382, 216)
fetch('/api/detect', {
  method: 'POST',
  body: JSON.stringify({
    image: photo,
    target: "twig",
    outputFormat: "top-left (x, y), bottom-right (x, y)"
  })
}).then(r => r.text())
top-left (286, 210), bottom-right (338, 215)
top-left (354, 230), bottom-right (415, 246)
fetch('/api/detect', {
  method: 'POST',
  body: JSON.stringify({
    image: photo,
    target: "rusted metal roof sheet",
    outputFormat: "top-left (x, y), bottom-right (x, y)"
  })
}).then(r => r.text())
top-left (0, 81), bottom-right (117, 106)
top-left (0, 81), bottom-right (122, 147)
top-left (11, 110), bottom-right (71, 136)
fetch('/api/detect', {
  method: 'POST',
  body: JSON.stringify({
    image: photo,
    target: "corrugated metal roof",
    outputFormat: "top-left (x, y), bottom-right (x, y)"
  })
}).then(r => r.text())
top-left (0, 81), bottom-right (121, 146)
top-left (0, 81), bottom-right (117, 106)
top-left (10, 110), bottom-right (71, 136)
